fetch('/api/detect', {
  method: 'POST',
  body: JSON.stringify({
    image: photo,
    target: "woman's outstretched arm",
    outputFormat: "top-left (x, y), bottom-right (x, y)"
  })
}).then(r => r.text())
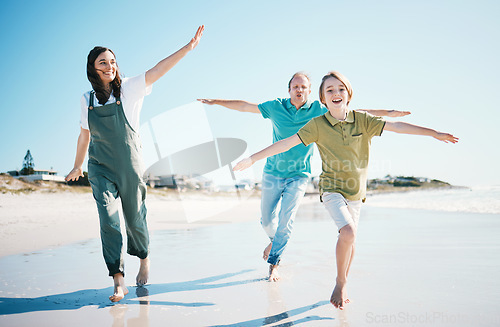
top-left (65, 127), bottom-right (90, 181)
top-left (145, 25), bottom-right (204, 87)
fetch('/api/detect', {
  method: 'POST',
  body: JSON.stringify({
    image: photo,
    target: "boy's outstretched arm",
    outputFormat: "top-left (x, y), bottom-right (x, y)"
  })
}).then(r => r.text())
top-left (197, 99), bottom-right (260, 113)
top-left (356, 109), bottom-right (411, 117)
top-left (384, 121), bottom-right (459, 143)
top-left (233, 135), bottom-right (302, 171)
top-left (146, 25), bottom-right (204, 87)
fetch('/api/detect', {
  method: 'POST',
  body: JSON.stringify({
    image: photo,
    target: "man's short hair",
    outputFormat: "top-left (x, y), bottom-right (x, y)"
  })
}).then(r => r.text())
top-left (288, 72), bottom-right (311, 90)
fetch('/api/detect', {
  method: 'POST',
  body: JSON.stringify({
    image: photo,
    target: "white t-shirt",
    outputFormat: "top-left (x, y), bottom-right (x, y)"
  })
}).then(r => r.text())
top-left (80, 72), bottom-right (152, 131)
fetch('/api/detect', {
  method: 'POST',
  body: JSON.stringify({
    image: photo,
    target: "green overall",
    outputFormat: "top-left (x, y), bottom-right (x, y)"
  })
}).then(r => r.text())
top-left (87, 91), bottom-right (149, 277)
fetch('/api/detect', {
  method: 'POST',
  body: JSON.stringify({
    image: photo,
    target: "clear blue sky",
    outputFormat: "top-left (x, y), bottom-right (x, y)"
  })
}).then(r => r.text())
top-left (1, 0), bottom-right (499, 187)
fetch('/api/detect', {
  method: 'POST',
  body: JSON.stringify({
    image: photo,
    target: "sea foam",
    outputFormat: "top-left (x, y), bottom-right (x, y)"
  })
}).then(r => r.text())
top-left (365, 185), bottom-right (500, 215)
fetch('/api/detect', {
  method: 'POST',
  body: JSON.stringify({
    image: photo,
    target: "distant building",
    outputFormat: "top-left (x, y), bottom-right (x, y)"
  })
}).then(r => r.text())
top-left (146, 173), bottom-right (214, 191)
top-left (7, 169), bottom-right (66, 182)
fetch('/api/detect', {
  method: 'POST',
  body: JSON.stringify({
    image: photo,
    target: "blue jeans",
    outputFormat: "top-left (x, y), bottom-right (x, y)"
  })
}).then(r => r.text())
top-left (261, 173), bottom-right (308, 265)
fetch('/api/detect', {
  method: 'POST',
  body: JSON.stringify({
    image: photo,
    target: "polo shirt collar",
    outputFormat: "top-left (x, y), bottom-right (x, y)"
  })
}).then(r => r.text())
top-left (286, 98), bottom-right (313, 111)
top-left (325, 110), bottom-right (355, 126)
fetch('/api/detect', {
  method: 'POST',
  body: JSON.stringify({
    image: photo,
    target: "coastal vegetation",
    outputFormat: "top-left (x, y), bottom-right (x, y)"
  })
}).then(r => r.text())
top-left (366, 175), bottom-right (453, 193)
top-left (0, 173), bottom-right (90, 194)
top-left (1, 173), bottom-right (455, 196)
top-left (19, 150), bottom-right (35, 176)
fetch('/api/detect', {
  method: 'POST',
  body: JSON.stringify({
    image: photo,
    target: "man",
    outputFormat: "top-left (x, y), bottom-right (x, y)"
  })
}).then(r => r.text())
top-left (198, 72), bottom-right (408, 281)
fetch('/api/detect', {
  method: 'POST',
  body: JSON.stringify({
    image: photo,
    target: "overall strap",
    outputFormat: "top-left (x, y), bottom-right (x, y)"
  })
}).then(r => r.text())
top-left (89, 91), bottom-right (95, 110)
top-left (116, 93), bottom-right (121, 106)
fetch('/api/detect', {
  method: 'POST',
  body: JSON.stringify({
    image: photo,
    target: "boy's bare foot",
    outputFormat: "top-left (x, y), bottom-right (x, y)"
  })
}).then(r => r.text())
top-left (136, 257), bottom-right (150, 286)
top-left (110, 273), bottom-right (129, 302)
top-left (263, 243), bottom-right (272, 261)
top-left (268, 264), bottom-right (280, 282)
top-left (330, 279), bottom-right (347, 309)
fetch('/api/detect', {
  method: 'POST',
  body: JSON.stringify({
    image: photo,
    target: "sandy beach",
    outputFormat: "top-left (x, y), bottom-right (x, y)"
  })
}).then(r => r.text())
top-left (1, 187), bottom-right (500, 326)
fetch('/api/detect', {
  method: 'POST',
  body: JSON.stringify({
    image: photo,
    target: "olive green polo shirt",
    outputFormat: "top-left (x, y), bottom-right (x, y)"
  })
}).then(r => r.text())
top-left (297, 110), bottom-right (386, 201)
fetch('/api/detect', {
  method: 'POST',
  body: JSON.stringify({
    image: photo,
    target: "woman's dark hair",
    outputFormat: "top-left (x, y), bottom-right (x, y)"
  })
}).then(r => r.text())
top-left (87, 46), bottom-right (122, 105)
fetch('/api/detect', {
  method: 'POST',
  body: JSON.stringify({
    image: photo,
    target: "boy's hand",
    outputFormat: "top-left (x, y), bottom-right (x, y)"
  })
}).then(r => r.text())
top-left (233, 157), bottom-right (254, 171)
top-left (435, 132), bottom-right (459, 144)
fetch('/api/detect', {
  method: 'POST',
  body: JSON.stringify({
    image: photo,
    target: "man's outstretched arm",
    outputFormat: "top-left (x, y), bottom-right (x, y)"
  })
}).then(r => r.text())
top-left (356, 109), bottom-right (411, 117)
top-left (197, 99), bottom-right (260, 113)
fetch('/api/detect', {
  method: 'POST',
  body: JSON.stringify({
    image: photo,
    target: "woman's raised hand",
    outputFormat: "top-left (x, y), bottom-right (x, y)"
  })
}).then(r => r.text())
top-left (187, 25), bottom-right (204, 51)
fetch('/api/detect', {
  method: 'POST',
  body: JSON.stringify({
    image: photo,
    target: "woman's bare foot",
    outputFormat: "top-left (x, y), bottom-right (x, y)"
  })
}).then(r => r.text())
top-left (263, 243), bottom-right (272, 261)
top-left (330, 279), bottom-right (347, 309)
top-left (110, 273), bottom-right (129, 302)
top-left (268, 264), bottom-right (280, 282)
top-left (136, 257), bottom-right (150, 286)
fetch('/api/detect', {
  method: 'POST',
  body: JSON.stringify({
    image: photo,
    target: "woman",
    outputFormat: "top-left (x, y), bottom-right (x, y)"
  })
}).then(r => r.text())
top-left (66, 25), bottom-right (204, 302)
top-left (233, 70), bottom-right (458, 309)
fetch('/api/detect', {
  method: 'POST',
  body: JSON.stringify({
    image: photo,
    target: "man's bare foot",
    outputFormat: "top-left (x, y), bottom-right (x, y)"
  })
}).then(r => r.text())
top-left (110, 273), bottom-right (129, 302)
top-left (136, 257), bottom-right (150, 286)
top-left (330, 280), bottom-right (347, 310)
top-left (263, 243), bottom-right (272, 261)
top-left (268, 264), bottom-right (280, 282)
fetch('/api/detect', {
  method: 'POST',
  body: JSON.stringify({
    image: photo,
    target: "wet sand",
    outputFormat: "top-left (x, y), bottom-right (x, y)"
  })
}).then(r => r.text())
top-left (0, 191), bottom-right (266, 257)
top-left (1, 193), bottom-right (500, 326)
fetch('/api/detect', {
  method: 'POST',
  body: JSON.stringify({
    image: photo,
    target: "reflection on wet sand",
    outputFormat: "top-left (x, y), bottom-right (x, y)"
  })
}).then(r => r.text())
top-left (209, 282), bottom-right (334, 327)
top-left (110, 287), bottom-right (150, 327)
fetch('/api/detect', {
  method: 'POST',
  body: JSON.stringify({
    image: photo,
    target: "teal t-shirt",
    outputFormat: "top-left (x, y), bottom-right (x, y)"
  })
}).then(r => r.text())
top-left (258, 98), bottom-right (327, 178)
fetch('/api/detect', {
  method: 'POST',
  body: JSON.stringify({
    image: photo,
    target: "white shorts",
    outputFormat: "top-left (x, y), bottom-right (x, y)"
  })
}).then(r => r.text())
top-left (322, 192), bottom-right (362, 231)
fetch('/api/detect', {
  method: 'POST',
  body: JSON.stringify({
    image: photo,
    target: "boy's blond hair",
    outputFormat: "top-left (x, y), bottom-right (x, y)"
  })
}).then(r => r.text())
top-left (319, 71), bottom-right (353, 105)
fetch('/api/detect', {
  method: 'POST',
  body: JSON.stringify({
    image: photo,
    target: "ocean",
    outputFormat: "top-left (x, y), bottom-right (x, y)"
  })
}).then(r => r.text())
top-left (365, 185), bottom-right (500, 215)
